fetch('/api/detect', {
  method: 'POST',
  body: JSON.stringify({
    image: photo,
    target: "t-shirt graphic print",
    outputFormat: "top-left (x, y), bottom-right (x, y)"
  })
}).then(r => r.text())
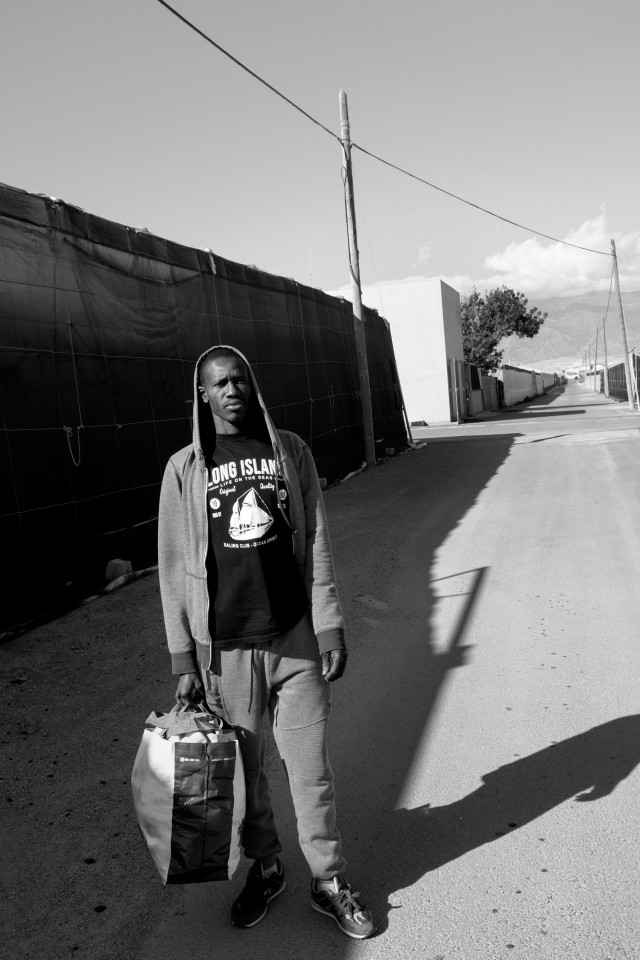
top-left (229, 487), bottom-right (273, 541)
top-left (206, 435), bottom-right (308, 645)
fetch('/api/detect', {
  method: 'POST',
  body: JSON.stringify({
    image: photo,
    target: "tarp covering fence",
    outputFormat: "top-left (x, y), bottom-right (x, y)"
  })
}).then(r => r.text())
top-left (0, 182), bottom-right (407, 631)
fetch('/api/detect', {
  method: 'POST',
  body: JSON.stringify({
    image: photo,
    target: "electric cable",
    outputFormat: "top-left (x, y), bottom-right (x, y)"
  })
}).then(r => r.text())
top-left (580, 260), bottom-right (616, 356)
top-left (154, 0), bottom-right (340, 143)
top-left (352, 143), bottom-right (612, 257)
top-left (154, 0), bottom-right (613, 260)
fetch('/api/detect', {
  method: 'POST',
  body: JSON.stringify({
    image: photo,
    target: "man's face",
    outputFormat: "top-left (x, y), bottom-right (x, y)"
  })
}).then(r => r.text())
top-left (199, 355), bottom-right (253, 434)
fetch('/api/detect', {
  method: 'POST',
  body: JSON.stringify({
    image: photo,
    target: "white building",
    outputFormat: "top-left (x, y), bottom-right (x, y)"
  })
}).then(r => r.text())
top-left (329, 277), bottom-right (470, 425)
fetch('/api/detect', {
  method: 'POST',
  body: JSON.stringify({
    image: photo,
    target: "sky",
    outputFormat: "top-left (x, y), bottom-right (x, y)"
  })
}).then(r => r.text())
top-left (3, 0), bottom-right (639, 305)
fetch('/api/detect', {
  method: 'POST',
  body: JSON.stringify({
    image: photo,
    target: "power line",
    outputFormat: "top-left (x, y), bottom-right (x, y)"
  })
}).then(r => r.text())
top-left (352, 143), bottom-right (611, 257)
top-left (583, 262), bottom-right (616, 352)
top-left (153, 0), bottom-right (340, 143)
top-left (154, 0), bottom-right (612, 259)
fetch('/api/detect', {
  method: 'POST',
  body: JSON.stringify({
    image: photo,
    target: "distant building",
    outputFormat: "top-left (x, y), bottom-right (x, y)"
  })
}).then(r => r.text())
top-left (328, 277), bottom-right (483, 424)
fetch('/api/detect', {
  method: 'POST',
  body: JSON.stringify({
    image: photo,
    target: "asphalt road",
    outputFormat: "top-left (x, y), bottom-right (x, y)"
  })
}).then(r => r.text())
top-left (3, 380), bottom-right (640, 960)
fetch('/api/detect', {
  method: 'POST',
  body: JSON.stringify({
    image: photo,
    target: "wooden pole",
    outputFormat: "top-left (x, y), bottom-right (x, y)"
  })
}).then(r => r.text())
top-left (611, 239), bottom-right (635, 410)
top-left (593, 327), bottom-right (599, 393)
top-left (339, 91), bottom-right (376, 465)
top-left (602, 317), bottom-right (609, 397)
top-left (631, 351), bottom-right (639, 408)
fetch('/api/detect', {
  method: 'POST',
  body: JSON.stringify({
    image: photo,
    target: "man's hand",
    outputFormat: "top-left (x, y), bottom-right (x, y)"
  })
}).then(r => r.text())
top-left (321, 649), bottom-right (348, 682)
top-left (175, 671), bottom-right (205, 707)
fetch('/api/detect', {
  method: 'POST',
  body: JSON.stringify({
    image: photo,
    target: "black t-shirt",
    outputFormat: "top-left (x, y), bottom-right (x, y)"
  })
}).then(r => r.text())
top-left (206, 433), bottom-right (308, 644)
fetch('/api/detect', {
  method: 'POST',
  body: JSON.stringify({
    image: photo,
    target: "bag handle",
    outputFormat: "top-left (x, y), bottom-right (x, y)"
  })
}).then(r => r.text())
top-left (146, 703), bottom-right (224, 738)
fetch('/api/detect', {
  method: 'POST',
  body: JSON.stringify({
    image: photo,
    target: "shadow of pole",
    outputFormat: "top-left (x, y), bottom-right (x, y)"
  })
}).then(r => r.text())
top-left (318, 438), bottom-right (517, 940)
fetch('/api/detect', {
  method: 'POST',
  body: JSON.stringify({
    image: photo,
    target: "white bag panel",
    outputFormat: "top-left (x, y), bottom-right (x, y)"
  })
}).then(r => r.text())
top-left (131, 729), bottom-right (175, 882)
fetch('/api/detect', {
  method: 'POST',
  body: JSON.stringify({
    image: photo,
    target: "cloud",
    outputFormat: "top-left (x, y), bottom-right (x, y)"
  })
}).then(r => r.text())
top-left (474, 209), bottom-right (640, 297)
top-left (411, 241), bottom-right (435, 270)
top-left (407, 211), bottom-right (640, 299)
top-left (332, 213), bottom-right (640, 306)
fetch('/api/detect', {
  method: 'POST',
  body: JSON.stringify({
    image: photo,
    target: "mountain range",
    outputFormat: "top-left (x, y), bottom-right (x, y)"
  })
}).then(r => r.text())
top-left (498, 289), bottom-right (640, 374)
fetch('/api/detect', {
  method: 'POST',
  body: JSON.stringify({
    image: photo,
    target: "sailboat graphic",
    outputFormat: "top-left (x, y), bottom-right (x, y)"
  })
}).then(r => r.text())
top-left (229, 488), bottom-right (274, 541)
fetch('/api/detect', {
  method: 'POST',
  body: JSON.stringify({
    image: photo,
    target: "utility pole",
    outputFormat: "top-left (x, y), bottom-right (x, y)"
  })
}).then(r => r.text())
top-left (588, 342), bottom-right (591, 385)
top-left (593, 327), bottom-right (599, 393)
top-left (602, 317), bottom-right (610, 397)
top-left (630, 351), bottom-right (639, 408)
top-left (339, 91), bottom-right (376, 465)
top-left (611, 238), bottom-right (635, 410)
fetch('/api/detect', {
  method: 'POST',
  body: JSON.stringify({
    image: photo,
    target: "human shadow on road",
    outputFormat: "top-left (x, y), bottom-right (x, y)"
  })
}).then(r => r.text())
top-left (385, 714), bottom-right (640, 886)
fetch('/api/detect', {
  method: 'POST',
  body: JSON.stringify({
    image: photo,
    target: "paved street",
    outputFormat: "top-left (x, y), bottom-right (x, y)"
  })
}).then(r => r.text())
top-left (3, 380), bottom-right (640, 960)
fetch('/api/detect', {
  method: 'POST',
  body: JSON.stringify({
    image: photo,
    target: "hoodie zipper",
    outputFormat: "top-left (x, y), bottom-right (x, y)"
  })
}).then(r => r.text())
top-left (202, 463), bottom-right (214, 671)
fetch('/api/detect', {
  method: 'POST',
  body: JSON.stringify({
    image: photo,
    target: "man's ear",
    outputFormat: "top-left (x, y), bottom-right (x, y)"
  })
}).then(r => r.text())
top-left (198, 387), bottom-right (208, 403)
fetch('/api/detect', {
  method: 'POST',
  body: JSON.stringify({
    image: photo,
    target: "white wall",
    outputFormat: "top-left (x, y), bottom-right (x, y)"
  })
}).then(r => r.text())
top-left (500, 364), bottom-right (536, 406)
top-left (328, 278), bottom-right (464, 424)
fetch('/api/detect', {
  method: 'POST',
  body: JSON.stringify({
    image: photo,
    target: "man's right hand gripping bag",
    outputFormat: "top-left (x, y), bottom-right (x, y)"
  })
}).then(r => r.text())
top-left (131, 704), bottom-right (245, 884)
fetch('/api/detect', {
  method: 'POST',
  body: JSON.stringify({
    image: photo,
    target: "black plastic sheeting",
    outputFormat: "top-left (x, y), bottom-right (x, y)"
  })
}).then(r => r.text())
top-left (0, 182), bottom-right (407, 632)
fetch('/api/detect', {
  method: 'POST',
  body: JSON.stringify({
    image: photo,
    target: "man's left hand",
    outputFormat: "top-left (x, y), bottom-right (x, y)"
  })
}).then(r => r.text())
top-left (322, 649), bottom-right (348, 682)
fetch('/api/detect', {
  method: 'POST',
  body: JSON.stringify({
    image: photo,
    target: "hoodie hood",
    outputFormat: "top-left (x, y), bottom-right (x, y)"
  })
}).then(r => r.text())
top-left (193, 344), bottom-right (278, 465)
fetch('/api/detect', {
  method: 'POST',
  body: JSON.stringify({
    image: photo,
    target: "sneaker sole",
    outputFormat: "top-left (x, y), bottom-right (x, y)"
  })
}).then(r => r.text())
top-left (232, 879), bottom-right (287, 929)
top-left (310, 898), bottom-right (377, 940)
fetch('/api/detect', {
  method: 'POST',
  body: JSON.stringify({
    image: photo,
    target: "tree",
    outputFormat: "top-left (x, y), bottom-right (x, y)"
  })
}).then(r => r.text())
top-left (461, 286), bottom-right (548, 373)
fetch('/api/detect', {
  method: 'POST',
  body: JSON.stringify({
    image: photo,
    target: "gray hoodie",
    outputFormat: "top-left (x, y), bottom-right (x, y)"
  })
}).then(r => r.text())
top-left (158, 345), bottom-right (345, 675)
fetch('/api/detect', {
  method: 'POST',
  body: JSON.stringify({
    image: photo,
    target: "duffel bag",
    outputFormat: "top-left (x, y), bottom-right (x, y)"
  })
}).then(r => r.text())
top-left (131, 703), bottom-right (245, 884)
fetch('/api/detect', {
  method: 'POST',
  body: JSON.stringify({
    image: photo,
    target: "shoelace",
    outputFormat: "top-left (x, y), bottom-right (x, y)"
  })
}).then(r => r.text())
top-left (330, 886), bottom-right (366, 922)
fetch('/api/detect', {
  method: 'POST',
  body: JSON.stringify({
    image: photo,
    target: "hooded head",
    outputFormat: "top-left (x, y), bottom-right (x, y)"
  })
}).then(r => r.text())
top-left (194, 345), bottom-right (270, 459)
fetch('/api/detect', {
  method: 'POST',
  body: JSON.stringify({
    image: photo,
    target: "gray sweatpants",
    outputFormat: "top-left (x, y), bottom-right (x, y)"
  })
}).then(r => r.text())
top-left (201, 613), bottom-right (346, 880)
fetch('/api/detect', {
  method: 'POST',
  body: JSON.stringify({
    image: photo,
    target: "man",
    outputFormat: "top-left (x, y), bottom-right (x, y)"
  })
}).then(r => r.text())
top-left (158, 345), bottom-right (375, 939)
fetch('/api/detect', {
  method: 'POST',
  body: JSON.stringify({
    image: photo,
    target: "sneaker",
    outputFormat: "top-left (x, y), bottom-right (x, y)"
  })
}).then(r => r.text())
top-left (231, 858), bottom-right (286, 928)
top-left (310, 876), bottom-right (376, 939)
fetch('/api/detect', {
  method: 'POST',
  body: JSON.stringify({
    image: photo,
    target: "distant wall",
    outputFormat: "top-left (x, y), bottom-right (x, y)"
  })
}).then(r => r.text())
top-left (500, 365), bottom-right (536, 405)
top-left (499, 364), bottom-right (557, 406)
top-left (441, 282), bottom-right (464, 361)
top-left (584, 373), bottom-right (603, 393)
